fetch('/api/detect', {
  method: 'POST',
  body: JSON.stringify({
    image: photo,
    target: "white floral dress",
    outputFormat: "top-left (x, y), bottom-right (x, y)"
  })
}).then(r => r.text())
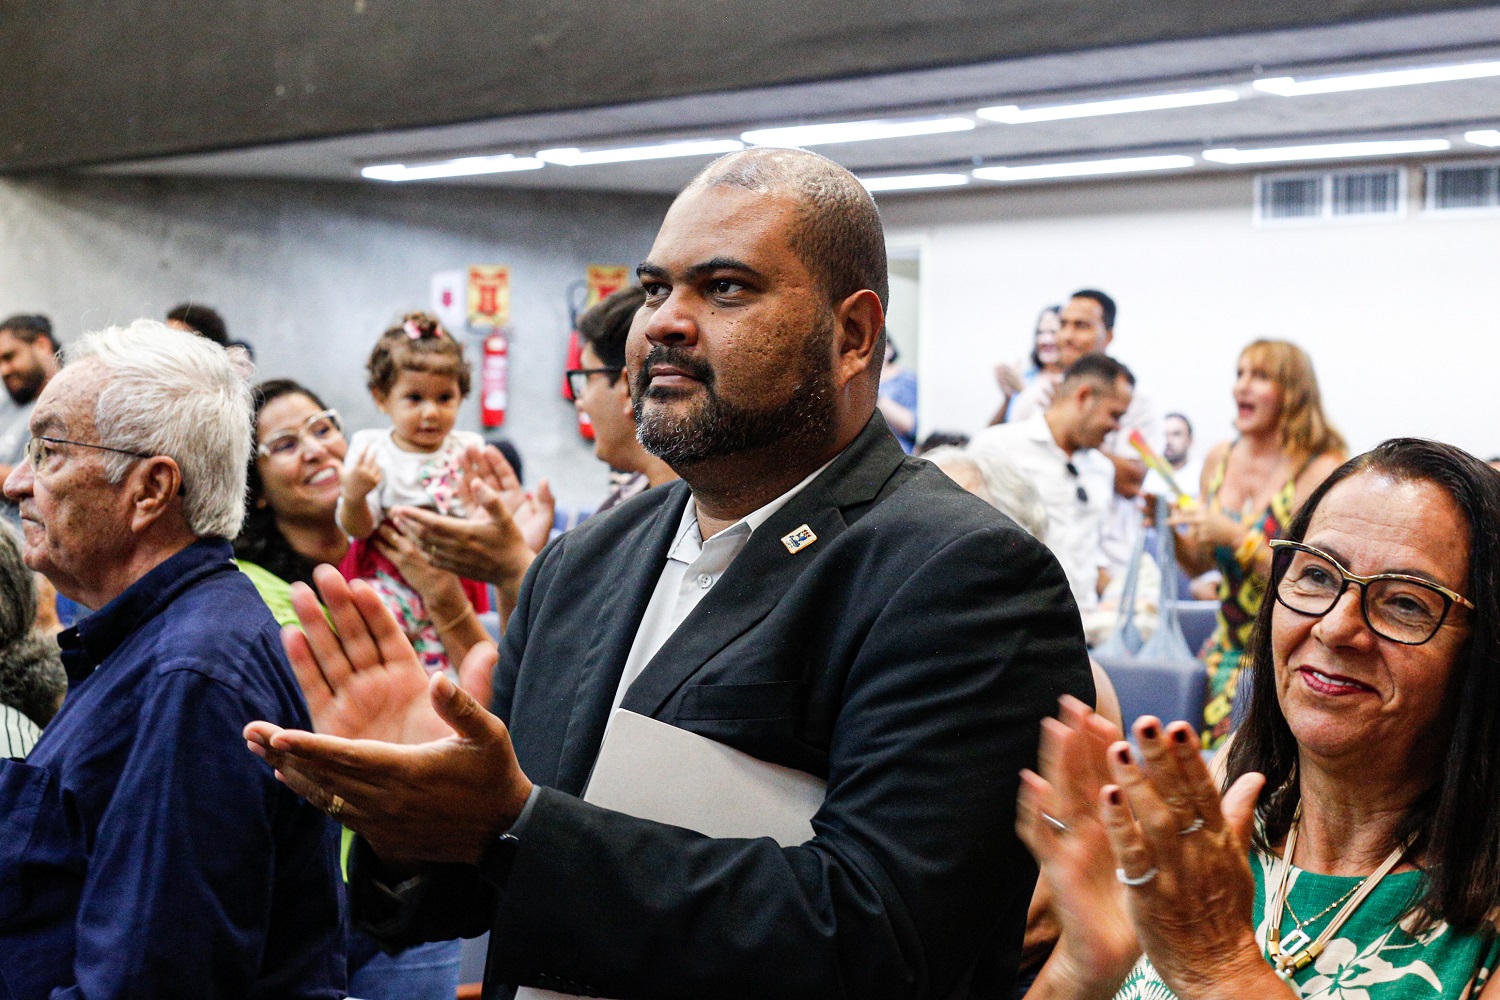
top-left (1117, 851), bottom-right (1500, 1000)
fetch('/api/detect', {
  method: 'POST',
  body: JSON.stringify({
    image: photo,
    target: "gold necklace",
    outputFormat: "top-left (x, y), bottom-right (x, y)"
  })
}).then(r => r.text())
top-left (1265, 807), bottom-right (1409, 980)
top-left (1284, 881), bottom-right (1360, 933)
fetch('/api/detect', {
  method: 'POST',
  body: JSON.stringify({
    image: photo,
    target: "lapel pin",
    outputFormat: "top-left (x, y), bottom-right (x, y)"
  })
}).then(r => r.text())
top-left (781, 524), bottom-right (817, 555)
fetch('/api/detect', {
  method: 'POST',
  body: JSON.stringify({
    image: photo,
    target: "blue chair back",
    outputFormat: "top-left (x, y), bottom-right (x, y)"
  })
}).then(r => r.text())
top-left (1096, 653), bottom-right (1209, 733)
top-left (1176, 600), bottom-right (1220, 657)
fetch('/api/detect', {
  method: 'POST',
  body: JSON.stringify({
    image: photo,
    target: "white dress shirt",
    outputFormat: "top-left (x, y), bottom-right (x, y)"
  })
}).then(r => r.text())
top-left (971, 413), bottom-right (1113, 613)
top-left (608, 458), bottom-right (834, 719)
top-left (1006, 364), bottom-right (1160, 578)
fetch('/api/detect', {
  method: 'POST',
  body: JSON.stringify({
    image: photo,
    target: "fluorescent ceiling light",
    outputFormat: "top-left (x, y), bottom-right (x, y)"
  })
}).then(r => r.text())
top-left (1466, 129), bottom-right (1500, 147)
top-left (361, 154), bottom-right (544, 182)
top-left (741, 117), bottom-right (974, 147)
top-left (1255, 60), bottom-right (1500, 96)
top-left (977, 89), bottom-right (1237, 124)
top-left (536, 139), bottom-right (744, 166)
top-left (859, 173), bottom-right (970, 193)
top-left (973, 154), bottom-right (1195, 182)
top-left (1202, 139), bottom-right (1451, 164)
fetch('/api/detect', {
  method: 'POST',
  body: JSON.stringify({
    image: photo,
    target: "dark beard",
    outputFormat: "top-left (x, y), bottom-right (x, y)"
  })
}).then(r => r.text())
top-left (5, 366), bottom-right (46, 405)
top-left (632, 319), bottom-right (837, 468)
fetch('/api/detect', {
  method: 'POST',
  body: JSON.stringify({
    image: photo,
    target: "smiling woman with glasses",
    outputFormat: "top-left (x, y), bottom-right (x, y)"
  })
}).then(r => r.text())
top-left (1018, 438), bottom-right (1500, 1000)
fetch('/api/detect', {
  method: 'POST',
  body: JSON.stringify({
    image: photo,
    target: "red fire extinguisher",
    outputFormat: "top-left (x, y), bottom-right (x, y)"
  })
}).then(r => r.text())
top-left (481, 331), bottom-right (509, 428)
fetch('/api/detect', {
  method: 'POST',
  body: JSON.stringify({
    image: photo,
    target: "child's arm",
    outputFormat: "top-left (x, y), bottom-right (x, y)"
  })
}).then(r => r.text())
top-left (338, 448), bottom-right (383, 539)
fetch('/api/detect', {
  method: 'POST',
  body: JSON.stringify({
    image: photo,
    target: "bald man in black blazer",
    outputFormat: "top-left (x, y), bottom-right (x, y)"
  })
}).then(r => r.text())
top-left (248, 148), bottom-right (1093, 1000)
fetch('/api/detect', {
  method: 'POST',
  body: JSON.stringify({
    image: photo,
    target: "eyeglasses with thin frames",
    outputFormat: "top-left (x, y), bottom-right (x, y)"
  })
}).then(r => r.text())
top-left (25, 435), bottom-right (154, 471)
top-left (257, 409), bottom-right (344, 461)
top-left (1269, 538), bottom-right (1474, 645)
top-left (565, 367), bottom-right (623, 401)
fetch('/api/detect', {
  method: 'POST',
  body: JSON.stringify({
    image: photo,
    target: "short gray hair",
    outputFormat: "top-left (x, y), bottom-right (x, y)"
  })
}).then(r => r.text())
top-left (925, 446), bottom-right (1049, 543)
top-left (68, 319), bottom-right (254, 539)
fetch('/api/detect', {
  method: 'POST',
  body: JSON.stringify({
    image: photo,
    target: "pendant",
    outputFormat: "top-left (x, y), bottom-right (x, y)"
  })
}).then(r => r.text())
top-left (1279, 927), bottom-right (1312, 955)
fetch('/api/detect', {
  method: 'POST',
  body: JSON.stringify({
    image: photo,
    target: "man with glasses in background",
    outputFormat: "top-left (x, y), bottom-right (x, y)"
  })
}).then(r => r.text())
top-left (566, 284), bottom-right (678, 512)
top-left (0, 321), bottom-right (344, 998)
top-left (0, 314), bottom-right (61, 525)
top-left (973, 352), bottom-right (1135, 615)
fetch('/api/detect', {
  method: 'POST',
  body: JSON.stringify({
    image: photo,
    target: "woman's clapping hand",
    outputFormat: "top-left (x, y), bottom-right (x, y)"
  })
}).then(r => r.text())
top-left (1018, 696), bottom-right (1141, 1000)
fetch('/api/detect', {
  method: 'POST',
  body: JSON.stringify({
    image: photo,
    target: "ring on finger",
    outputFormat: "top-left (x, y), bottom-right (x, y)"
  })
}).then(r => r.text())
top-left (1178, 817), bottom-right (1205, 836)
top-left (1041, 812), bottom-right (1069, 833)
top-left (327, 794), bottom-right (346, 818)
top-left (1116, 866), bottom-right (1159, 887)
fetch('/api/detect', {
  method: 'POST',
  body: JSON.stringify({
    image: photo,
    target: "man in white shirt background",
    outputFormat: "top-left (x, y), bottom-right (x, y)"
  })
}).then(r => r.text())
top-left (973, 353), bottom-right (1135, 614)
top-left (1004, 289), bottom-right (1158, 578)
top-left (0, 315), bottom-right (60, 525)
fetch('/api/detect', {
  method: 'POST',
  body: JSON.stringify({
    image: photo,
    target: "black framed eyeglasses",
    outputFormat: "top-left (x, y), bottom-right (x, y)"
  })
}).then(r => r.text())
top-left (257, 408), bottom-right (344, 460)
top-left (25, 435), bottom-right (155, 471)
top-left (1269, 539), bottom-right (1474, 645)
top-left (1064, 462), bottom-right (1089, 504)
top-left (565, 367), bottom-right (623, 401)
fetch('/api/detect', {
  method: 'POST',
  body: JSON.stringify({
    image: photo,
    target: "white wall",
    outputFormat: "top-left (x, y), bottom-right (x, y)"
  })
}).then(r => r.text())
top-left (881, 170), bottom-right (1500, 463)
top-left (0, 175), bottom-right (671, 509)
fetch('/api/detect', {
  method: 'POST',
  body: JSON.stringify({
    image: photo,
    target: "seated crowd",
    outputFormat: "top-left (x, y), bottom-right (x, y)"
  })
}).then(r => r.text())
top-left (1, 147), bottom-right (1498, 1000)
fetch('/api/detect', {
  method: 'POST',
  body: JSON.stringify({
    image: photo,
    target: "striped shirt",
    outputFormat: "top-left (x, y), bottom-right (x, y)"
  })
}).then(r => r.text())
top-left (0, 703), bottom-right (41, 759)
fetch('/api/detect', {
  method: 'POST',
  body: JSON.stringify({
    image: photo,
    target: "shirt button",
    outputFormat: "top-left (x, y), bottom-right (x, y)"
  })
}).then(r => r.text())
top-left (697, 574), bottom-right (713, 589)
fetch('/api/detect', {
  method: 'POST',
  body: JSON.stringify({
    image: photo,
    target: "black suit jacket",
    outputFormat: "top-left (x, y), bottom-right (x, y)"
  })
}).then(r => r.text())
top-left (352, 414), bottom-right (1093, 999)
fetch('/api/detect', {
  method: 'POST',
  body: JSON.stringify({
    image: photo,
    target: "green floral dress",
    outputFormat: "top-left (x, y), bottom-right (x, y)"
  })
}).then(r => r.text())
top-left (1118, 851), bottom-right (1500, 1000)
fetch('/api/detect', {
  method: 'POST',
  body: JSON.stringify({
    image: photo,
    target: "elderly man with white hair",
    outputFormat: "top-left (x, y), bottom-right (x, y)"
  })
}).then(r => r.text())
top-left (0, 321), bottom-right (344, 998)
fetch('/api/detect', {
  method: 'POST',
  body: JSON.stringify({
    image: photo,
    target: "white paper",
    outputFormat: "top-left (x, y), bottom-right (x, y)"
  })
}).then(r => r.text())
top-left (514, 710), bottom-right (826, 999)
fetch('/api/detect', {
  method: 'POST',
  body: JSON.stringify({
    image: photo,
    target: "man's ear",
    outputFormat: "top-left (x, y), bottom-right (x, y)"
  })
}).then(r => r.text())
top-left (833, 289), bottom-right (885, 390)
top-left (612, 374), bottom-right (635, 419)
top-left (130, 457), bottom-right (185, 533)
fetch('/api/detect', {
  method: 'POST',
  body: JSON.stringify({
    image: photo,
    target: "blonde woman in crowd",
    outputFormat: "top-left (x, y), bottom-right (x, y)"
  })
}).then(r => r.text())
top-left (1170, 340), bottom-right (1345, 749)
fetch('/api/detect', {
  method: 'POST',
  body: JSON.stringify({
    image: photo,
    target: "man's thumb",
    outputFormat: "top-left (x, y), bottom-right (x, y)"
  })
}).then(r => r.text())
top-left (430, 671), bottom-right (502, 742)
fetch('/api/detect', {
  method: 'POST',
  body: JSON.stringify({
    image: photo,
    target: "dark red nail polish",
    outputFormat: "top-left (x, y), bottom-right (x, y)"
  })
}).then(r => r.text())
top-left (1114, 746), bottom-right (1131, 764)
top-left (1172, 728), bottom-right (1189, 744)
top-left (1107, 788), bottom-right (1121, 805)
top-left (1140, 722), bottom-right (1159, 739)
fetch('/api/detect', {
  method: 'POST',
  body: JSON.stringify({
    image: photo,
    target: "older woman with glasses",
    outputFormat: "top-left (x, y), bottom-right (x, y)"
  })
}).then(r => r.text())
top-left (235, 377), bottom-right (495, 663)
top-left (236, 377), bottom-right (505, 1000)
top-left (1019, 438), bottom-right (1500, 1000)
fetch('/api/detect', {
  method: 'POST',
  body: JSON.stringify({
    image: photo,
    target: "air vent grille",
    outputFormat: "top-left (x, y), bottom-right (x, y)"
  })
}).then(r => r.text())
top-left (1426, 162), bottom-right (1500, 212)
top-left (1254, 168), bottom-right (1406, 224)
top-left (1259, 176), bottom-right (1322, 219)
top-left (1330, 170), bottom-right (1401, 216)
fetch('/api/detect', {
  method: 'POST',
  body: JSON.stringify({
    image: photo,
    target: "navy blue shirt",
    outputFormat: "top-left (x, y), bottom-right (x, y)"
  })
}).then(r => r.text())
top-left (0, 539), bottom-right (345, 999)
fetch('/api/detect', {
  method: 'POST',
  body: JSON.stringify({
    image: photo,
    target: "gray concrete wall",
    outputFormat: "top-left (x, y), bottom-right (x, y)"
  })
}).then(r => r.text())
top-left (0, 175), bottom-right (672, 510)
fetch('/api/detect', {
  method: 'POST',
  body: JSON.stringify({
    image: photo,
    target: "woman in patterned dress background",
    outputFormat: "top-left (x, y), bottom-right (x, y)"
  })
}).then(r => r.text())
top-left (1171, 340), bottom-right (1345, 749)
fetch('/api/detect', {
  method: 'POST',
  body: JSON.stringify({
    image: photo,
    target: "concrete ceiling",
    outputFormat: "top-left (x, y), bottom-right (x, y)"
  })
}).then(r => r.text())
top-left (88, 7), bottom-right (1500, 194)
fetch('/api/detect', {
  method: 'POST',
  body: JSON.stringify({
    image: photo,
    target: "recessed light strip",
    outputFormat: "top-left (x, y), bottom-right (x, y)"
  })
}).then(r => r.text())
top-left (859, 173), bottom-right (970, 192)
top-left (1465, 129), bottom-right (1500, 148)
top-left (361, 154), bottom-right (545, 182)
top-left (973, 155), bottom-right (1195, 182)
top-left (977, 89), bottom-right (1238, 124)
top-left (1202, 139), bottom-right (1451, 164)
top-left (742, 117), bottom-right (974, 148)
top-left (537, 139), bottom-right (745, 166)
top-left (1255, 60), bottom-right (1500, 96)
